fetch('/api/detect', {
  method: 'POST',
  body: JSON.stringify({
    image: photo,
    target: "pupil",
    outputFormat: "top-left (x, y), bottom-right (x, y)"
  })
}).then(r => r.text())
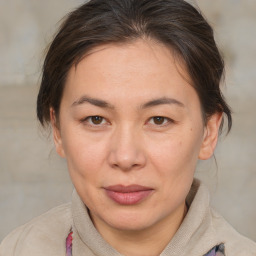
top-left (92, 116), bottom-right (102, 124)
top-left (154, 117), bottom-right (164, 125)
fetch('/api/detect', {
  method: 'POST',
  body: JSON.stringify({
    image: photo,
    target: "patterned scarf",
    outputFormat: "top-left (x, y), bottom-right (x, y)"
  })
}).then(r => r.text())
top-left (66, 230), bottom-right (225, 256)
top-left (66, 230), bottom-right (73, 256)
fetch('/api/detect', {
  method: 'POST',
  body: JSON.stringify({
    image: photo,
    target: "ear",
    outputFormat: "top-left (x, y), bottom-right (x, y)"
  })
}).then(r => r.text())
top-left (50, 108), bottom-right (66, 158)
top-left (198, 112), bottom-right (223, 160)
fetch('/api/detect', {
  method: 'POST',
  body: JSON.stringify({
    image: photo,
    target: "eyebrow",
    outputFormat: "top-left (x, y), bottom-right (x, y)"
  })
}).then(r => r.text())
top-left (72, 95), bottom-right (114, 109)
top-left (71, 95), bottom-right (184, 109)
top-left (141, 97), bottom-right (184, 109)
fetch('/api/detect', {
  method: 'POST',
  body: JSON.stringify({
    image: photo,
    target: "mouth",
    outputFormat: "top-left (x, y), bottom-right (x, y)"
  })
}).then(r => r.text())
top-left (104, 184), bottom-right (154, 205)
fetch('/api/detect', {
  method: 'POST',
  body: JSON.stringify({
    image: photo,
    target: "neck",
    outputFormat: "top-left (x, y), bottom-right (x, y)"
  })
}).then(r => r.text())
top-left (91, 202), bottom-right (188, 256)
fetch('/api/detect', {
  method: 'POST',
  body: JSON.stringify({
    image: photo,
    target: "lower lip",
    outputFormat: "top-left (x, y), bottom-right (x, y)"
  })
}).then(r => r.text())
top-left (105, 190), bottom-right (153, 205)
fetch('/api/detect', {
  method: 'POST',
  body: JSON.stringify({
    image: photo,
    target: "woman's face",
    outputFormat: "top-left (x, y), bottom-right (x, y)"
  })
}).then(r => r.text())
top-left (52, 39), bottom-right (221, 233)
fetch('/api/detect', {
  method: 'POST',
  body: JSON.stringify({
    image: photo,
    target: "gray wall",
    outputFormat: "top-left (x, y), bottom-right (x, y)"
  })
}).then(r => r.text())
top-left (0, 0), bottom-right (255, 242)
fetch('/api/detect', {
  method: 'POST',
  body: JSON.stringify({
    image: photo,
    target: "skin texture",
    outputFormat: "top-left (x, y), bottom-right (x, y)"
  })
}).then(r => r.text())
top-left (51, 39), bottom-right (222, 256)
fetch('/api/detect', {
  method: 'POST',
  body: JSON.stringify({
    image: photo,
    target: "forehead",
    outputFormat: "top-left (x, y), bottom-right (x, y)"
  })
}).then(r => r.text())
top-left (83, 40), bottom-right (188, 74)
top-left (63, 39), bottom-right (197, 108)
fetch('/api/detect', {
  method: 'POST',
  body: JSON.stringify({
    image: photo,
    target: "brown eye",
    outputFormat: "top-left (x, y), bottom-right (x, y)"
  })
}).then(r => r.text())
top-left (82, 115), bottom-right (109, 127)
top-left (91, 116), bottom-right (104, 125)
top-left (147, 116), bottom-right (172, 127)
top-left (153, 116), bottom-right (165, 125)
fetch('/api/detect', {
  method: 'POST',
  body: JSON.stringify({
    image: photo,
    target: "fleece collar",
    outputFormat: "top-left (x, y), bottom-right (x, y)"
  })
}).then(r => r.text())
top-left (71, 179), bottom-right (224, 256)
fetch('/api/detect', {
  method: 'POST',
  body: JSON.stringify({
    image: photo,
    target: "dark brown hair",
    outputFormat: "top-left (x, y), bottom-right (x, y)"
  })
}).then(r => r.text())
top-left (37, 0), bottom-right (232, 133)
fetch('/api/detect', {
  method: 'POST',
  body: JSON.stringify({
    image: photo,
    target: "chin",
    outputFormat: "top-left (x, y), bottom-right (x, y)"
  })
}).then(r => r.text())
top-left (100, 208), bottom-right (161, 232)
top-left (109, 218), bottom-right (153, 232)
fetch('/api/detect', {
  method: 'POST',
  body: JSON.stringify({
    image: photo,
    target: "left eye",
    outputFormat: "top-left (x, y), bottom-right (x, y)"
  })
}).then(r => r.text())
top-left (148, 116), bottom-right (171, 125)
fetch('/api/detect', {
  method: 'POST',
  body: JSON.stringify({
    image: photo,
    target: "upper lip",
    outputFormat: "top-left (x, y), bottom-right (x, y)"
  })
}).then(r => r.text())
top-left (104, 184), bottom-right (153, 193)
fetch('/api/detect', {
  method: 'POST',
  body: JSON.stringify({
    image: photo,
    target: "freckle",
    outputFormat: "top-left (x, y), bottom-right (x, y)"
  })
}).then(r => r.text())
top-left (190, 128), bottom-right (193, 132)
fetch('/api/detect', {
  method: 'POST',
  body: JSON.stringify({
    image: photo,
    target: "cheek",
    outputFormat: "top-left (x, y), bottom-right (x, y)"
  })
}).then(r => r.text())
top-left (61, 128), bottom-right (108, 180)
top-left (62, 134), bottom-right (109, 207)
top-left (146, 130), bottom-right (202, 205)
top-left (146, 127), bottom-right (203, 177)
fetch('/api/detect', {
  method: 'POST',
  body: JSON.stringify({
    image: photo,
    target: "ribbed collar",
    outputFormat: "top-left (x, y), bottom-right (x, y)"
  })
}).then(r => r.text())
top-left (72, 188), bottom-right (121, 256)
top-left (72, 179), bottom-right (222, 256)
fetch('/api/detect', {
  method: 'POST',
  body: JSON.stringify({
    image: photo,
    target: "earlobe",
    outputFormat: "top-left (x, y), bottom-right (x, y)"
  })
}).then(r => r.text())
top-left (50, 108), bottom-right (66, 158)
top-left (198, 112), bottom-right (223, 160)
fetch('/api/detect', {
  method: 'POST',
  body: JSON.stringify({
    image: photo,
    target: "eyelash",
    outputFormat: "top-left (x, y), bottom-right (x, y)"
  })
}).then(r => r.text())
top-left (80, 116), bottom-right (174, 127)
top-left (81, 116), bottom-right (109, 126)
top-left (147, 116), bottom-right (174, 127)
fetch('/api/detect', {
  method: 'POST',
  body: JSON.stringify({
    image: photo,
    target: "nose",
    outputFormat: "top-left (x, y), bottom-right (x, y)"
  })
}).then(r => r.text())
top-left (107, 126), bottom-right (146, 171)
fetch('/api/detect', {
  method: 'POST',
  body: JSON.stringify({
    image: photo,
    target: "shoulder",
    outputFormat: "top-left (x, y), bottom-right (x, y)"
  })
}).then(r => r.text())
top-left (0, 203), bottom-right (72, 256)
top-left (210, 208), bottom-right (256, 256)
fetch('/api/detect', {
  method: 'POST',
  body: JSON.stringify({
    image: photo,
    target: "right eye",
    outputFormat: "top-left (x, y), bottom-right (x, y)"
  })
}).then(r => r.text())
top-left (82, 116), bottom-right (108, 126)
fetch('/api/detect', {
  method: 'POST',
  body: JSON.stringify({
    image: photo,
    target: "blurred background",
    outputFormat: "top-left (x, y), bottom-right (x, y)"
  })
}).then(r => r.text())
top-left (0, 0), bottom-right (255, 242)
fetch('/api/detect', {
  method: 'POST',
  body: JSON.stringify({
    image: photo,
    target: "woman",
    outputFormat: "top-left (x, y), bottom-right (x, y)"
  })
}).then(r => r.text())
top-left (1, 0), bottom-right (255, 255)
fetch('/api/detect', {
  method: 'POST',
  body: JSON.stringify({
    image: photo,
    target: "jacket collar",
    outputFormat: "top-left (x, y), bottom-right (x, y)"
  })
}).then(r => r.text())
top-left (71, 179), bottom-right (222, 256)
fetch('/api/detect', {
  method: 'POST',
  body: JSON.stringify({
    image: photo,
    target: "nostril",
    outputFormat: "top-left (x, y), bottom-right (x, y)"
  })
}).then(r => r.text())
top-left (108, 150), bottom-right (146, 171)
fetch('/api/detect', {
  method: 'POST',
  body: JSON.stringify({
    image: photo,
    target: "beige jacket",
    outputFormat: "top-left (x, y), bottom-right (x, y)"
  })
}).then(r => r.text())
top-left (1, 179), bottom-right (256, 256)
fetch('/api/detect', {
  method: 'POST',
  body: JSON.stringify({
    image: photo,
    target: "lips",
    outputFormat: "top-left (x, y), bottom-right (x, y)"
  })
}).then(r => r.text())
top-left (104, 185), bottom-right (153, 205)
